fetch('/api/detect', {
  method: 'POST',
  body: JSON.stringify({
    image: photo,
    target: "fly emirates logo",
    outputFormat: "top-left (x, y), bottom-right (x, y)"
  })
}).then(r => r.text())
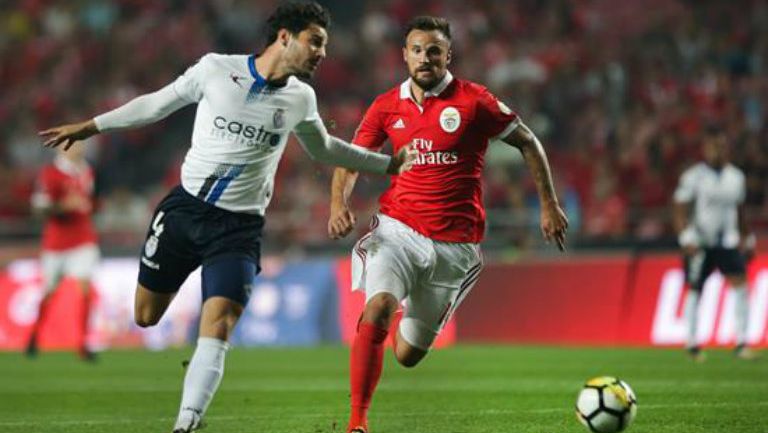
top-left (412, 138), bottom-right (458, 166)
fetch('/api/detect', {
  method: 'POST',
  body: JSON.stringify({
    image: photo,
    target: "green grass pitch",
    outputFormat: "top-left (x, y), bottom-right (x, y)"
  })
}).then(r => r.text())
top-left (1, 346), bottom-right (766, 433)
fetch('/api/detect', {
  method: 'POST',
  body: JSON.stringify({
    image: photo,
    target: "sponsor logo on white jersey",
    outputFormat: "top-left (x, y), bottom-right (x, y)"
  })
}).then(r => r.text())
top-left (229, 73), bottom-right (246, 88)
top-left (210, 115), bottom-right (282, 148)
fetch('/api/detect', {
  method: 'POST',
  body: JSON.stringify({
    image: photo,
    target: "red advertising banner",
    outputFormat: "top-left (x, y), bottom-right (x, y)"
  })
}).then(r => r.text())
top-left (623, 255), bottom-right (768, 347)
top-left (0, 258), bottom-right (200, 351)
top-left (455, 255), bottom-right (768, 347)
top-left (0, 271), bottom-right (89, 350)
top-left (2, 254), bottom-right (766, 350)
top-left (455, 257), bottom-right (632, 345)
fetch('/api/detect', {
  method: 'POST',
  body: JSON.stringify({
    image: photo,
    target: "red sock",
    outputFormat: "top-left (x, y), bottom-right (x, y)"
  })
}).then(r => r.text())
top-left (349, 322), bottom-right (388, 431)
top-left (78, 289), bottom-right (92, 351)
top-left (29, 296), bottom-right (52, 342)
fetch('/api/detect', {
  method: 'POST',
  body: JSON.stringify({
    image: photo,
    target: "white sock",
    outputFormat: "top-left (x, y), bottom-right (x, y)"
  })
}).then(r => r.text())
top-left (174, 337), bottom-right (230, 429)
top-left (684, 290), bottom-right (700, 349)
top-left (732, 285), bottom-right (749, 346)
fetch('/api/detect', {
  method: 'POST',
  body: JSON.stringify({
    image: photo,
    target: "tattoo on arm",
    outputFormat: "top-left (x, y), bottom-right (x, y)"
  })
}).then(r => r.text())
top-left (503, 124), bottom-right (558, 206)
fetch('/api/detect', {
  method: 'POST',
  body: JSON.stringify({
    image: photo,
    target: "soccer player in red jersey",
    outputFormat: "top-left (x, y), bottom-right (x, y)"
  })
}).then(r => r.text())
top-left (27, 143), bottom-right (99, 361)
top-left (327, 17), bottom-right (568, 433)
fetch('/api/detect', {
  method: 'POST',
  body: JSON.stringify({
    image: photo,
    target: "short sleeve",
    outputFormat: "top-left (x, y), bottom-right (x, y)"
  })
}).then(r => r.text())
top-left (351, 99), bottom-right (387, 150)
top-left (171, 54), bottom-right (211, 103)
top-left (475, 87), bottom-right (520, 140)
top-left (673, 168), bottom-right (698, 203)
top-left (303, 84), bottom-right (322, 123)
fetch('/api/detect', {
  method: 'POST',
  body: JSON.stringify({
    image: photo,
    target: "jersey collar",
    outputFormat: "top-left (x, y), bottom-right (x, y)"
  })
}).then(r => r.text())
top-left (399, 70), bottom-right (454, 101)
top-left (247, 54), bottom-right (269, 101)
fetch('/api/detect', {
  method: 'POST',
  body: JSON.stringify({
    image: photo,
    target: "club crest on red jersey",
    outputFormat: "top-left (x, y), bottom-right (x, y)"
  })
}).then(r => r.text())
top-left (439, 107), bottom-right (460, 133)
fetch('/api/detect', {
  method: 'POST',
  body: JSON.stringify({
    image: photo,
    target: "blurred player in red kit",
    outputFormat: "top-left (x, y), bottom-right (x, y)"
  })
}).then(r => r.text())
top-left (27, 142), bottom-right (99, 361)
top-left (328, 16), bottom-right (569, 433)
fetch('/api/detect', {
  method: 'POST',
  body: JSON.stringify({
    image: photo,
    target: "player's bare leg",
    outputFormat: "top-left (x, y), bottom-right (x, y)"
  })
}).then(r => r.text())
top-left (26, 275), bottom-right (62, 358)
top-left (725, 274), bottom-right (756, 360)
top-left (26, 293), bottom-right (53, 358)
top-left (683, 287), bottom-right (705, 362)
top-left (348, 293), bottom-right (400, 433)
top-left (76, 278), bottom-right (97, 362)
top-left (134, 284), bottom-right (176, 327)
top-left (173, 296), bottom-right (243, 433)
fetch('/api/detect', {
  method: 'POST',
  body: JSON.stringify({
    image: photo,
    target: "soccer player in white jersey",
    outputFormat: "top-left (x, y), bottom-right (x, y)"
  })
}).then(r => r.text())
top-left (39, 3), bottom-right (416, 432)
top-left (673, 127), bottom-right (757, 361)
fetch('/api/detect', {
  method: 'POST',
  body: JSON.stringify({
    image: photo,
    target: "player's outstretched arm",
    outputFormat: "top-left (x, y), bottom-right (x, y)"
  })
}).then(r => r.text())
top-left (293, 119), bottom-right (416, 175)
top-left (39, 120), bottom-right (99, 151)
top-left (328, 167), bottom-right (360, 239)
top-left (39, 84), bottom-right (191, 150)
top-left (502, 123), bottom-right (568, 251)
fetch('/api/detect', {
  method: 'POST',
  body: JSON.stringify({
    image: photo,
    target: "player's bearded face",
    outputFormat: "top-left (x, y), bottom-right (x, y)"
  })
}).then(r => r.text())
top-left (403, 30), bottom-right (451, 91)
top-left (285, 24), bottom-right (327, 79)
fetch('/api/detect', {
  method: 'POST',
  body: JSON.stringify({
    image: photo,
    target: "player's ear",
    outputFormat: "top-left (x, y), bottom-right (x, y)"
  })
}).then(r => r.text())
top-left (278, 29), bottom-right (290, 48)
top-left (402, 46), bottom-right (408, 63)
top-left (446, 48), bottom-right (452, 65)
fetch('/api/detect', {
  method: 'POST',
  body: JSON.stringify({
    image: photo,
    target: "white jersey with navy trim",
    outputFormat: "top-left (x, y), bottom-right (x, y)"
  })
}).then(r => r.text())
top-left (673, 162), bottom-right (746, 248)
top-left (173, 53), bottom-right (320, 214)
top-left (93, 52), bottom-right (391, 214)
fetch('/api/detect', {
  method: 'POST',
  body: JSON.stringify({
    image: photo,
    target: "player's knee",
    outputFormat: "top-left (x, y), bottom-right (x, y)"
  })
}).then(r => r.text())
top-left (134, 313), bottom-right (160, 328)
top-left (200, 316), bottom-right (236, 340)
top-left (134, 305), bottom-right (162, 327)
top-left (362, 294), bottom-right (399, 327)
top-left (394, 346), bottom-right (426, 368)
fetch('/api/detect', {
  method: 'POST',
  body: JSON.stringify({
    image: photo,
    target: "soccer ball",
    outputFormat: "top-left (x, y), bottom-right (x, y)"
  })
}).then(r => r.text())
top-left (575, 376), bottom-right (637, 433)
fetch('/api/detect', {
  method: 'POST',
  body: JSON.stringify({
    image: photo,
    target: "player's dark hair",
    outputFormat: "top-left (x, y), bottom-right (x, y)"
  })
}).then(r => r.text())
top-left (264, 1), bottom-right (331, 46)
top-left (404, 16), bottom-right (452, 43)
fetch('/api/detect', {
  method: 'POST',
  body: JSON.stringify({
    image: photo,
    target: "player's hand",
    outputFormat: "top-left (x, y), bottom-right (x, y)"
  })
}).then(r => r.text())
top-left (541, 202), bottom-right (568, 252)
top-left (386, 144), bottom-right (418, 175)
top-left (39, 120), bottom-right (99, 150)
top-left (328, 201), bottom-right (356, 240)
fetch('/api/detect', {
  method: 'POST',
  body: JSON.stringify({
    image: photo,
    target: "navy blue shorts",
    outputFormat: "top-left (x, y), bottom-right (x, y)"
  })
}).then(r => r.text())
top-left (684, 247), bottom-right (747, 291)
top-left (138, 186), bottom-right (264, 305)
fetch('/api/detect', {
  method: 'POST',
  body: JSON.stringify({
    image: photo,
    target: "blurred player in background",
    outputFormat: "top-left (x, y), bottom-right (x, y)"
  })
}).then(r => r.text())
top-left (327, 16), bottom-right (568, 433)
top-left (673, 127), bottom-right (757, 362)
top-left (27, 142), bottom-right (98, 362)
top-left (39, 2), bottom-right (415, 432)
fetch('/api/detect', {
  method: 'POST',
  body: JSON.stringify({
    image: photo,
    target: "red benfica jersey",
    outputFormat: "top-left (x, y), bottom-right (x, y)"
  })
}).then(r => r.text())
top-left (33, 157), bottom-right (97, 250)
top-left (353, 72), bottom-right (519, 243)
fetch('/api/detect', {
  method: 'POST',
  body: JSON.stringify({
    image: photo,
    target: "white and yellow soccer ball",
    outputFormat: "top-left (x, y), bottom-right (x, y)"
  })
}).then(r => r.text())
top-left (576, 376), bottom-right (637, 433)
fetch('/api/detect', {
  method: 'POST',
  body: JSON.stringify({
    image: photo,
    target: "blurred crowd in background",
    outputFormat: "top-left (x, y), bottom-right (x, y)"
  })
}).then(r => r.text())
top-left (1, 0), bottom-right (767, 257)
